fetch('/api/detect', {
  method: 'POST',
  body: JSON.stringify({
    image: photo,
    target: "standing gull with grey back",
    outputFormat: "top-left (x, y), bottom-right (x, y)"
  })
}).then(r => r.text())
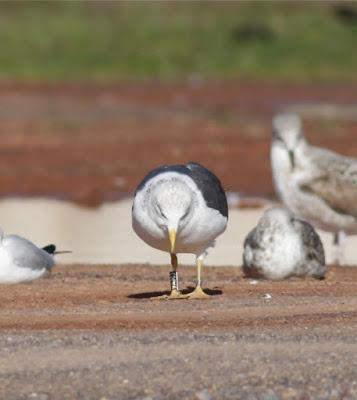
top-left (132, 162), bottom-right (228, 299)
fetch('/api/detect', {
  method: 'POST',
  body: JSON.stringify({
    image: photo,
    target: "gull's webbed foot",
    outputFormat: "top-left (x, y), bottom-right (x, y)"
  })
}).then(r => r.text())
top-left (185, 285), bottom-right (210, 300)
top-left (150, 289), bottom-right (189, 300)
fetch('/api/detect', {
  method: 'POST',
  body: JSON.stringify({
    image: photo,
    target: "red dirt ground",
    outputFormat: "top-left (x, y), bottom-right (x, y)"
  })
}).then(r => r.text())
top-left (0, 81), bottom-right (356, 205)
top-left (0, 264), bottom-right (355, 331)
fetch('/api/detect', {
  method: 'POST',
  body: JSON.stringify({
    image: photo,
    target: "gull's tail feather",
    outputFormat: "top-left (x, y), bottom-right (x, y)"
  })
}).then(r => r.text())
top-left (42, 244), bottom-right (72, 255)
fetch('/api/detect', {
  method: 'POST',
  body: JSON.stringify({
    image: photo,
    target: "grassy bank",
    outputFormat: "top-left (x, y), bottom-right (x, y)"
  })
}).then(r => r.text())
top-left (1, 1), bottom-right (357, 82)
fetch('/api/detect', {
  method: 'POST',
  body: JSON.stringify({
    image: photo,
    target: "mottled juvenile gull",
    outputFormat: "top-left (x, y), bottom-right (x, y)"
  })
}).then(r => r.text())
top-left (132, 162), bottom-right (228, 299)
top-left (243, 207), bottom-right (326, 280)
top-left (0, 229), bottom-right (59, 284)
top-left (271, 112), bottom-right (357, 262)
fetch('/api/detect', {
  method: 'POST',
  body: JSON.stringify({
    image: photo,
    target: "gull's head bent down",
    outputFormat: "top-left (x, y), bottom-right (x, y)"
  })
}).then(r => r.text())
top-left (260, 207), bottom-right (293, 229)
top-left (149, 177), bottom-right (195, 252)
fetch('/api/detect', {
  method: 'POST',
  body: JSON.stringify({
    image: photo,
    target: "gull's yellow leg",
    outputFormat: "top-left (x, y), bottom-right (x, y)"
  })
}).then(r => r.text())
top-left (167, 253), bottom-right (183, 298)
top-left (151, 253), bottom-right (187, 300)
top-left (186, 257), bottom-right (210, 300)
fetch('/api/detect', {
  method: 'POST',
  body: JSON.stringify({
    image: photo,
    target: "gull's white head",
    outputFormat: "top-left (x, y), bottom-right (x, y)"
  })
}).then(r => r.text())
top-left (150, 178), bottom-right (194, 252)
top-left (272, 113), bottom-right (305, 169)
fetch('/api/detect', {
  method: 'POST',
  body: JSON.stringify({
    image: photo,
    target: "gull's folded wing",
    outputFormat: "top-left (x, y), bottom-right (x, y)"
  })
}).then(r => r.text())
top-left (300, 147), bottom-right (357, 219)
top-left (292, 219), bottom-right (325, 265)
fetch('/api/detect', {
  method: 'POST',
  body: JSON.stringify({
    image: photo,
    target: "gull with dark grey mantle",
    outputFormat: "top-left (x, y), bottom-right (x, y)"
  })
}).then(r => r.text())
top-left (0, 228), bottom-right (60, 284)
top-left (132, 162), bottom-right (228, 299)
top-left (271, 112), bottom-right (357, 262)
top-left (243, 207), bottom-right (326, 280)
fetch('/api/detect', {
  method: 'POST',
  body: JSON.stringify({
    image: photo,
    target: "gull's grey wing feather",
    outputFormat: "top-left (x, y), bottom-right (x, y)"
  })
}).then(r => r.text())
top-left (186, 162), bottom-right (228, 218)
top-left (301, 146), bottom-right (357, 218)
top-left (3, 235), bottom-right (54, 270)
top-left (292, 219), bottom-right (325, 266)
top-left (242, 226), bottom-right (264, 278)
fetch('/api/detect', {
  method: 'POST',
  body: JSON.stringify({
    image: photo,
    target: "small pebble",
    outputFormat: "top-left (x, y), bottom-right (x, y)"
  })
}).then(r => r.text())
top-left (195, 389), bottom-right (212, 400)
top-left (262, 293), bottom-right (272, 300)
top-left (28, 393), bottom-right (49, 400)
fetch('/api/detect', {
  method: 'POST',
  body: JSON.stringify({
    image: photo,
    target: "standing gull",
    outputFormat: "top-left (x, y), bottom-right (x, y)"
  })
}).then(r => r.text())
top-left (271, 112), bottom-right (357, 261)
top-left (0, 229), bottom-right (59, 284)
top-left (132, 162), bottom-right (228, 299)
top-left (243, 207), bottom-right (326, 280)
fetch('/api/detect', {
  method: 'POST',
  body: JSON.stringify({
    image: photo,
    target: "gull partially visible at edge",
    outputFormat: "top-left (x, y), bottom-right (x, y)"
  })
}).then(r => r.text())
top-left (271, 112), bottom-right (357, 262)
top-left (0, 229), bottom-right (60, 283)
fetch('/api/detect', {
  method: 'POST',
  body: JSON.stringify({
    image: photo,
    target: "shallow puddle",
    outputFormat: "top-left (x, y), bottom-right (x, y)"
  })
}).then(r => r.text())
top-left (0, 198), bottom-right (356, 266)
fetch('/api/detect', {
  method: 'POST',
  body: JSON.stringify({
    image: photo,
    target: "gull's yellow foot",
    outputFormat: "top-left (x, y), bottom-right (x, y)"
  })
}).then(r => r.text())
top-left (185, 285), bottom-right (210, 300)
top-left (150, 289), bottom-right (188, 300)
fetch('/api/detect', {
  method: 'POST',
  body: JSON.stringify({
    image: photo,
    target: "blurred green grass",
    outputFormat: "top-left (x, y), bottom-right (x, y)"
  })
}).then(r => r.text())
top-left (1, 1), bottom-right (357, 82)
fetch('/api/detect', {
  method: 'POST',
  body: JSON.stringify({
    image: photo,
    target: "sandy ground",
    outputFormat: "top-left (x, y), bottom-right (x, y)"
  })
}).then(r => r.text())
top-left (0, 264), bottom-right (356, 399)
